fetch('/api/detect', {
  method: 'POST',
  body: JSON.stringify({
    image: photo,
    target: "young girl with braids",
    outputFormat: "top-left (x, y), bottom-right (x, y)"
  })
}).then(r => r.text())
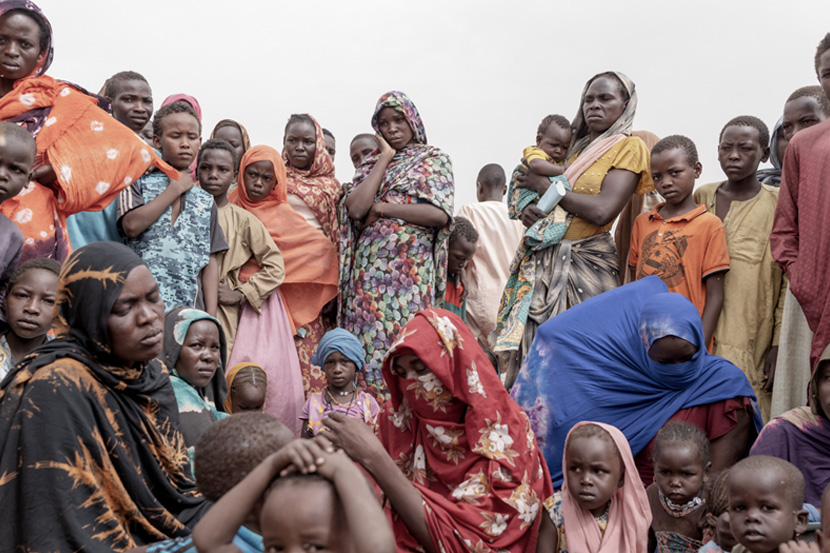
top-left (697, 470), bottom-right (738, 552)
top-left (300, 329), bottom-right (379, 437)
top-left (224, 362), bottom-right (267, 414)
top-left (647, 422), bottom-right (713, 552)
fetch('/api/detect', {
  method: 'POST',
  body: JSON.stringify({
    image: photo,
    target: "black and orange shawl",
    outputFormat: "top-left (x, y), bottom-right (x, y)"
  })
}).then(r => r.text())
top-left (0, 242), bottom-right (208, 552)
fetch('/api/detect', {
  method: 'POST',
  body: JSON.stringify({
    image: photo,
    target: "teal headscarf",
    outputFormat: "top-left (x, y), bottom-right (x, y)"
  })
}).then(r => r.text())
top-left (311, 328), bottom-right (365, 371)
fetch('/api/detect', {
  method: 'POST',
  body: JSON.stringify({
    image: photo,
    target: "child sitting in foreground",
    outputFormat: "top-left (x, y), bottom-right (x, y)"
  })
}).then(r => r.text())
top-left (0, 122), bottom-right (37, 322)
top-left (0, 258), bottom-right (59, 380)
top-left (225, 362), bottom-right (268, 414)
top-left (133, 413), bottom-right (294, 553)
top-left (537, 421), bottom-right (652, 552)
top-left (727, 455), bottom-right (808, 553)
top-left (648, 422), bottom-right (713, 552)
top-left (192, 436), bottom-right (395, 553)
top-left (630, 135), bottom-right (729, 347)
top-left (300, 329), bottom-right (379, 437)
top-left (443, 216), bottom-right (478, 321)
top-left (523, 114), bottom-right (572, 177)
top-left (117, 102), bottom-right (228, 315)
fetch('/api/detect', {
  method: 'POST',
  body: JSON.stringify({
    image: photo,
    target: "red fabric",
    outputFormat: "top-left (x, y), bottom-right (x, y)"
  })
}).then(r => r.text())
top-left (0, 76), bottom-right (177, 262)
top-left (229, 145), bottom-right (338, 333)
top-left (282, 114), bottom-right (341, 244)
top-left (378, 309), bottom-right (553, 552)
top-left (770, 120), bottom-right (830, 370)
top-left (444, 280), bottom-right (464, 308)
top-left (634, 396), bottom-right (753, 485)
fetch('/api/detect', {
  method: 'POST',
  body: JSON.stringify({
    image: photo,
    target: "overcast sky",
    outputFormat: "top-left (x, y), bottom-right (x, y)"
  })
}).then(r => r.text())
top-left (37, 0), bottom-right (829, 209)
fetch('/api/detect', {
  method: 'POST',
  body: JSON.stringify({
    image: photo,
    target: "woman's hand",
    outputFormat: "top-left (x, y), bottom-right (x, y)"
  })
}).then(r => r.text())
top-left (32, 164), bottom-right (57, 187)
top-left (520, 205), bottom-right (547, 228)
top-left (322, 411), bottom-right (385, 466)
top-left (217, 279), bottom-right (245, 306)
top-left (515, 164), bottom-right (552, 196)
top-left (357, 202), bottom-right (383, 232)
top-left (376, 133), bottom-right (396, 160)
top-left (763, 345), bottom-right (779, 393)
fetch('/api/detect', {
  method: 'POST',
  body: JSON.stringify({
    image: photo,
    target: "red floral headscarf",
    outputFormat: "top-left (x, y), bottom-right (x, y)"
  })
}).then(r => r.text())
top-left (378, 309), bottom-right (553, 552)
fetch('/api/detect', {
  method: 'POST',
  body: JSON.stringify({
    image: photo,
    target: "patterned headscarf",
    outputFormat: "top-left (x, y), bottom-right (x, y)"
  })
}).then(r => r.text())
top-left (569, 71), bottom-right (638, 157)
top-left (162, 306), bottom-right (228, 411)
top-left (0, 0), bottom-right (53, 78)
top-left (371, 90), bottom-right (428, 145)
top-left (282, 113), bottom-right (342, 243)
top-left (378, 308), bottom-right (552, 552)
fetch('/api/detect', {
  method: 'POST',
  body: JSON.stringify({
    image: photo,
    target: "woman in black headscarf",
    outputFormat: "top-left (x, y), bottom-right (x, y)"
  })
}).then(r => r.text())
top-left (0, 242), bottom-right (208, 552)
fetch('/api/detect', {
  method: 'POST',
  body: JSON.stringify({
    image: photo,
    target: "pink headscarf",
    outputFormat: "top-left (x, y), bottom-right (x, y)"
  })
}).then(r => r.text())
top-left (561, 421), bottom-right (651, 553)
top-left (161, 93), bottom-right (202, 119)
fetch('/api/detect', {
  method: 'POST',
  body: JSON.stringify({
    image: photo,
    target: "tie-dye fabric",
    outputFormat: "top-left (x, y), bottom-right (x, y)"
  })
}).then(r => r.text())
top-left (378, 309), bottom-right (552, 552)
top-left (0, 242), bottom-right (207, 552)
top-left (283, 113), bottom-right (342, 244)
top-left (339, 91), bottom-right (454, 397)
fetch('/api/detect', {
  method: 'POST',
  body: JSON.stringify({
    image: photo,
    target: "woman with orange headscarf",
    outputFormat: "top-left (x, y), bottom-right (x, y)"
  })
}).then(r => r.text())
top-left (0, 0), bottom-right (179, 263)
top-left (228, 145), bottom-right (338, 435)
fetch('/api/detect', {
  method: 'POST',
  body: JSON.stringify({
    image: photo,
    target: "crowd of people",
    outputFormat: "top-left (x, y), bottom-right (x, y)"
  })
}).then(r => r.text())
top-left (1, 1), bottom-right (830, 552)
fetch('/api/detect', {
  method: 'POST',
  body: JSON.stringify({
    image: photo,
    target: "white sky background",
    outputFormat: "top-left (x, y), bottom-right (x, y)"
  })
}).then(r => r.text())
top-left (37, 0), bottom-right (829, 210)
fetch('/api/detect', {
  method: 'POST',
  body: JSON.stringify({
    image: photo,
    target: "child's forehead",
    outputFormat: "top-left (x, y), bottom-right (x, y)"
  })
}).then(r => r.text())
top-left (159, 111), bottom-right (199, 133)
top-left (719, 124), bottom-right (761, 144)
top-left (729, 468), bottom-right (790, 496)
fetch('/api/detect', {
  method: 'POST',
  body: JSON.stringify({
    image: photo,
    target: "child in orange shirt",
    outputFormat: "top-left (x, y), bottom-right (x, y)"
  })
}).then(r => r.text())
top-left (629, 135), bottom-right (729, 346)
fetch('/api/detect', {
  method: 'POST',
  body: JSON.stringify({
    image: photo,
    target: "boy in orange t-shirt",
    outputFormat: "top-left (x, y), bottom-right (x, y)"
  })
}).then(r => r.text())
top-left (629, 135), bottom-right (729, 346)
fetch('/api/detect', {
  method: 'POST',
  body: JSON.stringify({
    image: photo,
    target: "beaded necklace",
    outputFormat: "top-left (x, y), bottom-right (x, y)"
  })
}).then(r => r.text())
top-left (324, 387), bottom-right (358, 414)
top-left (659, 493), bottom-right (704, 518)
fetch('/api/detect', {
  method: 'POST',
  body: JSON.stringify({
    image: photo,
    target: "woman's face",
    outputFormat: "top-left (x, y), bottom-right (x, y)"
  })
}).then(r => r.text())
top-left (816, 361), bottom-right (830, 418)
top-left (283, 121), bottom-right (316, 170)
top-left (213, 124), bottom-right (246, 166)
top-left (377, 107), bottom-right (414, 150)
top-left (175, 319), bottom-right (222, 389)
top-left (0, 12), bottom-right (42, 81)
top-left (244, 160), bottom-right (277, 202)
top-left (391, 354), bottom-right (429, 380)
top-left (648, 336), bottom-right (698, 364)
top-left (107, 265), bottom-right (164, 366)
top-left (582, 76), bottom-right (627, 137)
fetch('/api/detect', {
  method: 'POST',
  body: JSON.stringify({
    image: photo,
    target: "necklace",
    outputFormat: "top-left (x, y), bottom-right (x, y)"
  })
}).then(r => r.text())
top-left (594, 502), bottom-right (610, 524)
top-left (325, 388), bottom-right (357, 412)
top-left (659, 492), bottom-right (704, 518)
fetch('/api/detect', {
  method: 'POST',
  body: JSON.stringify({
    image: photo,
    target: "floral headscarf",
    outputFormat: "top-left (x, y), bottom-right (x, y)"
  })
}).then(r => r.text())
top-left (378, 308), bottom-right (553, 552)
top-left (371, 90), bottom-right (428, 145)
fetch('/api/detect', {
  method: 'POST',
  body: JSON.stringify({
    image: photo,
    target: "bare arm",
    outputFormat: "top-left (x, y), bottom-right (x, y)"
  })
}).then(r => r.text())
top-left (557, 168), bottom-right (641, 227)
top-left (535, 511), bottom-right (557, 553)
top-left (323, 412), bottom-right (437, 553)
top-left (701, 272), bottom-right (725, 348)
top-left (528, 158), bottom-right (565, 177)
top-left (628, 264), bottom-right (636, 283)
top-left (345, 135), bottom-right (395, 221)
top-left (709, 408), bottom-right (752, 472)
top-left (120, 175), bottom-right (193, 238)
top-left (202, 253), bottom-right (219, 316)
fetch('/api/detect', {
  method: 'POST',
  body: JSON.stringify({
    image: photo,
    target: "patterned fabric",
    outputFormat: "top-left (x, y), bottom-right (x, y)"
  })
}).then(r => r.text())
top-left (0, 242), bottom-right (207, 552)
top-left (655, 531), bottom-right (704, 552)
top-left (145, 525), bottom-right (262, 553)
top-left (300, 389), bottom-right (380, 436)
top-left (295, 317), bottom-right (330, 395)
top-left (377, 309), bottom-right (552, 552)
top-left (168, 372), bottom-right (227, 464)
top-left (545, 491), bottom-right (605, 553)
top-left (121, 171), bottom-right (220, 310)
top-left (510, 277), bottom-right (761, 486)
top-left (283, 113), bottom-right (342, 244)
top-left (339, 91), bottom-right (454, 396)
top-left (0, 2), bottom-right (177, 263)
top-left (556, 422), bottom-right (651, 553)
top-left (770, 120), bottom-right (830, 370)
top-left (0, 332), bottom-right (53, 381)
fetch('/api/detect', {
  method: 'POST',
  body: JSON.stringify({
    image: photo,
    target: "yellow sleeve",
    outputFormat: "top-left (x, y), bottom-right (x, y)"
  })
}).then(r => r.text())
top-left (523, 145), bottom-right (551, 164)
top-left (612, 137), bottom-right (654, 195)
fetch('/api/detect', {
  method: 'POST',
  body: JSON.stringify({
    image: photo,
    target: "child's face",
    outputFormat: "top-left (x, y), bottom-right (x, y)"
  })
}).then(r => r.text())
top-left (447, 236), bottom-right (477, 279)
top-left (717, 125), bottom-right (769, 183)
top-left (565, 435), bottom-right (624, 517)
top-left (717, 511), bottom-right (739, 551)
top-left (261, 479), bottom-right (351, 553)
top-left (774, 132), bottom-right (788, 167)
top-left (174, 320), bottom-right (222, 389)
top-left (654, 443), bottom-right (708, 505)
top-left (230, 383), bottom-right (266, 413)
top-left (3, 268), bottom-right (57, 340)
top-left (0, 139), bottom-right (34, 204)
top-left (537, 124), bottom-right (571, 164)
top-left (197, 148), bottom-right (237, 199)
top-left (284, 121), bottom-right (317, 171)
top-left (0, 12), bottom-right (42, 82)
top-left (377, 107), bottom-right (414, 150)
top-left (728, 469), bottom-right (807, 553)
top-left (648, 336), bottom-right (698, 364)
top-left (154, 112), bottom-right (201, 171)
top-left (818, 49), bottom-right (830, 101)
top-left (650, 147), bottom-right (701, 207)
top-left (243, 160), bottom-right (277, 202)
top-left (323, 351), bottom-right (357, 392)
top-left (140, 120), bottom-right (154, 147)
top-left (213, 125), bottom-right (246, 166)
top-left (324, 134), bottom-right (336, 161)
top-left (816, 362), bottom-right (830, 419)
top-left (110, 79), bottom-right (153, 134)
top-left (349, 137), bottom-right (377, 169)
top-left (782, 96), bottom-right (828, 141)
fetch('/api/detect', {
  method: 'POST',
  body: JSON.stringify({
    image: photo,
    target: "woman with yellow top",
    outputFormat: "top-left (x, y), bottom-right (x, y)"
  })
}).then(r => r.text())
top-left (495, 71), bottom-right (653, 386)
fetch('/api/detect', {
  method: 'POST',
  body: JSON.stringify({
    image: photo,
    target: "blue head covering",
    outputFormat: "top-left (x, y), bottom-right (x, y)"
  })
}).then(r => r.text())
top-left (510, 276), bottom-right (761, 486)
top-left (311, 328), bottom-right (365, 371)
